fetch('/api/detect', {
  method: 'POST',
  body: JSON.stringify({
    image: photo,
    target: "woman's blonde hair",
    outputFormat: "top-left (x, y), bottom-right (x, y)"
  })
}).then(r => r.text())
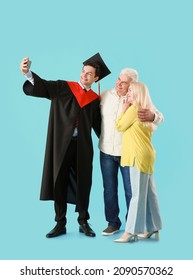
top-left (130, 82), bottom-right (156, 130)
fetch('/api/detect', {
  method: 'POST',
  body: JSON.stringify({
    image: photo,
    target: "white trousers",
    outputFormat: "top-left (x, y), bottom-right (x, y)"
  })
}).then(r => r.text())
top-left (125, 165), bottom-right (162, 234)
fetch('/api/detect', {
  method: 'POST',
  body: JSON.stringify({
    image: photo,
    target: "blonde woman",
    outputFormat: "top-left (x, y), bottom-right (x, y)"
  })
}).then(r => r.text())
top-left (114, 82), bottom-right (162, 243)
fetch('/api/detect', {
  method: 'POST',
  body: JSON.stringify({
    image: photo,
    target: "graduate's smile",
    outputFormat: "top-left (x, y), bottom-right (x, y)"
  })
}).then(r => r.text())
top-left (80, 65), bottom-right (99, 88)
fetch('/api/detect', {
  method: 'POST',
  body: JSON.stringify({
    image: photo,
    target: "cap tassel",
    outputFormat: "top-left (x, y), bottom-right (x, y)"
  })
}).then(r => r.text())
top-left (98, 82), bottom-right (100, 95)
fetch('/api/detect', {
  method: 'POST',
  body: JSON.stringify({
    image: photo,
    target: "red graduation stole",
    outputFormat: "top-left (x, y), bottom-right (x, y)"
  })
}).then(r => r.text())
top-left (67, 81), bottom-right (99, 108)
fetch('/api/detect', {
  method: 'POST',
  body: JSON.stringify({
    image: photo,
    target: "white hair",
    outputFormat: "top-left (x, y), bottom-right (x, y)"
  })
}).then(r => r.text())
top-left (120, 68), bottom-right (139, 82)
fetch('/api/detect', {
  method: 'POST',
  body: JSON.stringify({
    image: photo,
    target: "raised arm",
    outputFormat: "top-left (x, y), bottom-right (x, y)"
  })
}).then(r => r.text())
top-left (116, 105), bottom-right (137, 132)
top-left (20, 57), bottom-right (64, 100)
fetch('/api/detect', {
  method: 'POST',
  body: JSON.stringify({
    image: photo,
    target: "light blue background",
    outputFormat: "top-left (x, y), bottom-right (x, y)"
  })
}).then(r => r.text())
top-left (1, 0), bottom-right (193, 260)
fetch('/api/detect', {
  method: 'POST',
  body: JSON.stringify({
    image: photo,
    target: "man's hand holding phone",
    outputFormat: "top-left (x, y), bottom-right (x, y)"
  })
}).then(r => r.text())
top-left (20, 57), bottom-right (32, 75)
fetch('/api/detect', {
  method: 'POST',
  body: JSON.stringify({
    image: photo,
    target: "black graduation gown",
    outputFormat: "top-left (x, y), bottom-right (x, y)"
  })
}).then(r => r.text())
top-left (23, 72), bottom-right (101, 212)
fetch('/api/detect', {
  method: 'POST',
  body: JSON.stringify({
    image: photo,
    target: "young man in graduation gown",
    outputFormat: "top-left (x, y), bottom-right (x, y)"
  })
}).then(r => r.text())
top-left (20, 53), bottom-right (110, 238)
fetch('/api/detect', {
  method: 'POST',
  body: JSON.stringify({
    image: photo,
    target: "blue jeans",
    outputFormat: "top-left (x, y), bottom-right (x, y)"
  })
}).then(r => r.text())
top-left (100, 151), bottom-right (132, 228)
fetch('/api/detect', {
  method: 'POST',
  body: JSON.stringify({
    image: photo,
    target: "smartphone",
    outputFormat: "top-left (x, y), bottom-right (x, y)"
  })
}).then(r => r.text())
top-left (27, 60), bottom-right (32, 68)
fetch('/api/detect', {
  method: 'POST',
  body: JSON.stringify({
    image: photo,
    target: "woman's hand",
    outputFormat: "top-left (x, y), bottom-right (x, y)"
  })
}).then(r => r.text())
top-left (122, 97), bottom-right (132, 113)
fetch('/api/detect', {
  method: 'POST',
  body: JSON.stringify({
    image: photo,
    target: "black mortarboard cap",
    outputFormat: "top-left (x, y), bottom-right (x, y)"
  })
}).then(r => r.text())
top-left (83, 52), bottom-right (111, 82)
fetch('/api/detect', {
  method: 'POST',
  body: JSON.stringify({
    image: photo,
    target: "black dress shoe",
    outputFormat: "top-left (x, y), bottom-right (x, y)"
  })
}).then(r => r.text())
top-left (46, 224), bottom-right (66, 238)
top-left (79, 223), bottom-right (96, 237)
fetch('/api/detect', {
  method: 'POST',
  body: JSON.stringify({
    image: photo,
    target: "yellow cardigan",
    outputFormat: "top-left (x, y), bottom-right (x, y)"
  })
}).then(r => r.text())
top-left (116, 105), bottom-right (155, 174)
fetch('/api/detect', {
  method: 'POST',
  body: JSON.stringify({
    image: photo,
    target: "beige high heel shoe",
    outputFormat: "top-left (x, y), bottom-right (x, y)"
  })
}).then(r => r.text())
top-left (138, 231), bottom-right (159, 240)
top-left (114, 233), bottom-right (138, 243)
